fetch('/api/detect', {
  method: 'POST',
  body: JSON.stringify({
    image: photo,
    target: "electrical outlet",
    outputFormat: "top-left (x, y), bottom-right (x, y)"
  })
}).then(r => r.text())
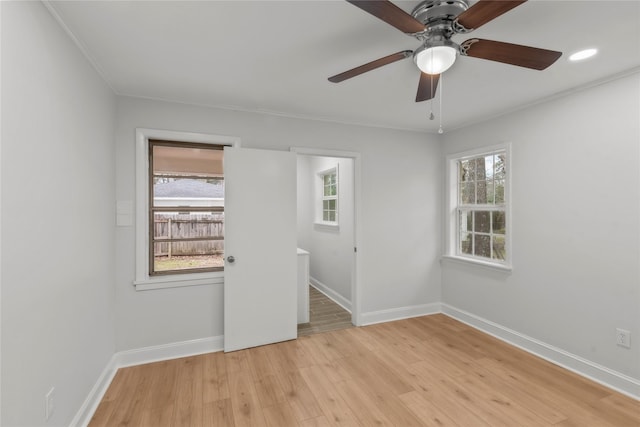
top-left (616, 328), bottom-right (631, 349)
top-left (45, 387), bottom-right (55, 421)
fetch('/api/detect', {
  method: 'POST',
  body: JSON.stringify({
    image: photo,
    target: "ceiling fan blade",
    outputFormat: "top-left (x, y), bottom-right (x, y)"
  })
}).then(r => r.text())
top-left (416, 72), bottom-right (439, 102)
top-left (461, 39), bottom-right (562, 70)
top-left (346, 0), bottom-right (425, 34)
top-left (455, 0), bottom-right (527, 31)
top-left (328, 50), bottom-right (412, 83)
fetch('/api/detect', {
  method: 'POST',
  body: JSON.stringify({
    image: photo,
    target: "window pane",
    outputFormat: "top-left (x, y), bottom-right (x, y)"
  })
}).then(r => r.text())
top-left (474, 211), bottom-right (490, 233)
top-left (474, 157), bottom-right (487, 181)
top-left (476, 180), bottom-right (488, 204)
top-left (492, 211), bottom-right (506, 234)
top-left (459, 160), bottom-right (475, 182)
top-left (153, 212), bottom-right (224, 240)
top-left (460, 182), bottom-right (475, 204)
top-left (486, 181), bottom-right (495, 204)
top-left (153, 212), bottom-right (224, 272)
top-left (323, 172), bottom-right (337, 196)
top-left (328, 211), bottom-right (336, 222)
top-left (460, 233), bottom-right (472, 255)
top-left (494, 180), bottom-right (505, 204)
top-left (459, 210), bottom-right (472, 233)
top-left (152, 144), bottom-right (223, 176)
top-left (484, 155), bottom-right (494, 180)
top-left (494, 154), bottom-right (506, 179)
top-left (153, 177), bottom-right (224, 206)
top-left (492, 235), bottom-right (506, 261)
top-left (474, 234), bottom-right (491, 258)
top-left (154, 253), bottom-right (224, 272)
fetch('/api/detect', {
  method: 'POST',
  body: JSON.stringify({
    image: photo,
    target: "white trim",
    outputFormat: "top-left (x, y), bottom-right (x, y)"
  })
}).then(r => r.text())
top-left (114, 336), bottom-right (224, 368)
top-left (442, 304), bottom-right (640, 400)
top-left (42, 1), bottom-right (115, 92)
top-left (445, 142), bottom-right (512, 268)
top-left (134, 128), bottom-right (240, 290)
top-left (134, 274), bottom-right (223, 291)
top-left (290, 147), bottom-right (363, 326)
top-left (310, 277), bottom-right (352, 313)
top-left (360, 303), bottom-right (442, 326)
top-left (70, 336), bottom-right (224, 427)
top-left (441, 254), bottom-right (512, 273)
top-left (69, 358), bottom-right (118, 427)
top-left (313, 222), bottom-right (339, 232)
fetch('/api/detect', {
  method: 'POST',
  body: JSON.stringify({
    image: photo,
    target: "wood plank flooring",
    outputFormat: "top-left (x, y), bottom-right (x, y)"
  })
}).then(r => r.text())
top-left (297, 286), bottom-right (353, 337)
top-left (89, 314), bottom-right (640, 426)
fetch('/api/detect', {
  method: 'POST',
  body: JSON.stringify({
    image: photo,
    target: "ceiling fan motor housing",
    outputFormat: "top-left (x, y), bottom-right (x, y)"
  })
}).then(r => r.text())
top-left (411, 0), bottom-right (469, 33)
top-left (411, 0), bottom-right (469, 72)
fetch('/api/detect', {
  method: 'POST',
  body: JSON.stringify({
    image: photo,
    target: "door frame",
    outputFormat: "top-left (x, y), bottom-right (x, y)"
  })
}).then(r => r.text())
top-left (290, 147), bottom-right (362, 326)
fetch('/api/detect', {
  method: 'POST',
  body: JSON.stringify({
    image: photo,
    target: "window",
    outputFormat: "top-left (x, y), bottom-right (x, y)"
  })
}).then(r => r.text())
top-left (134, 128), bottom-right (239, 290)
top-left (446, 144), bottom-right (511, 269)
top-left (319, 167), bottom-right (338, 224)
top-left (149, 140), bottom-right (224, 276)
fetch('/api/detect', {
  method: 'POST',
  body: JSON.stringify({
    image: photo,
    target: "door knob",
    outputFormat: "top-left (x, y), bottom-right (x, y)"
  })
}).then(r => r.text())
top-left (226, 255), bottom-right (235, 263)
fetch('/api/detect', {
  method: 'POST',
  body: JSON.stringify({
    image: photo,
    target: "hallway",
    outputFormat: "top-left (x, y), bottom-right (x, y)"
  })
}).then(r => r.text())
top-left (297, 286), bottom-right (353, 337)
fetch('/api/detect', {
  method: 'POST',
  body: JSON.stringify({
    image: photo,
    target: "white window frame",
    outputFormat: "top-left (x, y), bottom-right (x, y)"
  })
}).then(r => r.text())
top-left (134, 128), bottom-right (240, 291)
top-left (444, 143), bottom-right (512, 271)
top-left (315, 165), bottom-right (339, 229)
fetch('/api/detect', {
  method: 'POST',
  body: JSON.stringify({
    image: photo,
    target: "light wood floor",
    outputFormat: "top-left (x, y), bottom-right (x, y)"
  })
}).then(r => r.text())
top-left (297, 286), bottom-right (353, 337)
top-left (89, 314), bottom-right (640, 426)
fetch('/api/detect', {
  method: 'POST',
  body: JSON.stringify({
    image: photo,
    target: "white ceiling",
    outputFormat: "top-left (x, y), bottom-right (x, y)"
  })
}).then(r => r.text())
top-left (47, 0), bottom-right (640, 133)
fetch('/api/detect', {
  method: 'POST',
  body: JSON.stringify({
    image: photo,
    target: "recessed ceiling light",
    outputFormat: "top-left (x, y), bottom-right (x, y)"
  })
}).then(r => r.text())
top-left (569, 48), bottom-right (598, 61)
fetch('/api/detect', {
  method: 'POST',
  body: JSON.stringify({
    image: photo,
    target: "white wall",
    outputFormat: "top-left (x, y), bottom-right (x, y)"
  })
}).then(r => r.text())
top-left (115, 96), bottom-right (442, 351)
top-left (297, 155), bottom-right (354, 305)
top-left (441, 73), bottom-right (640, 384)
top-left (1, 2), bottom-right (116, 425)
top-left (297, 155), bottom-right (313, 252)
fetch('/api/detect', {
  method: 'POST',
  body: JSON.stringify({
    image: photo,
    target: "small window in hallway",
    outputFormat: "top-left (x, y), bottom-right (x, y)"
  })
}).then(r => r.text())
top-left (319, 166), bottom-right (338, 224)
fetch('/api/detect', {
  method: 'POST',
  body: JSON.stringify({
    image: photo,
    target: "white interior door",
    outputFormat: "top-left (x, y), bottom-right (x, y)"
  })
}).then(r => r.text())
top-left (223, 147), bottom-right (297, 352)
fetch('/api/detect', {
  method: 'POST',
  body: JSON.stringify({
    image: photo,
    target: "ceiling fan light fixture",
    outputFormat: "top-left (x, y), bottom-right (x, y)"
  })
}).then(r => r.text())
top-left (414, 42), bottom-right (458, 75)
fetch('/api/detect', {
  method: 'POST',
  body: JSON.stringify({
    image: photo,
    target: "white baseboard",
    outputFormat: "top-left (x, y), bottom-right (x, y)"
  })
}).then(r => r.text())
top-left (441, 303), bottom-right (640, 400)
top-left (69, 357), bottom-right (119, 427)
top-left (113, 335), bottom-right (224, 368)
top-left (310, 276), bottom-right (352, 313)
top-left (71, 335), bottom-right (224, 427)
top-left (360, 302), bottom-right (442, 326)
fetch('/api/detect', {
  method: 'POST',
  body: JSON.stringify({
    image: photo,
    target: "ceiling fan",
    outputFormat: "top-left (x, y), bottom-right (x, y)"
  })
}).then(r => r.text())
top-left (328, 0), bottom-right (562, 102)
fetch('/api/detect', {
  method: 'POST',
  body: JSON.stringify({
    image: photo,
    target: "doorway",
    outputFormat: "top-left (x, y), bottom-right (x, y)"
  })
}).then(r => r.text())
top-left (291, 147), bottom-right (361, 333)
top-left (298, 286), bottom-right (352, 336)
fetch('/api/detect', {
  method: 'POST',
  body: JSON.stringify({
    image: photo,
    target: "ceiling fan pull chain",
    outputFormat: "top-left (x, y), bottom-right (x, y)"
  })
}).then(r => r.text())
top-left (429, 74), bottom-right (435, 120)
top-left (438, 74), bottom-right (444, 134)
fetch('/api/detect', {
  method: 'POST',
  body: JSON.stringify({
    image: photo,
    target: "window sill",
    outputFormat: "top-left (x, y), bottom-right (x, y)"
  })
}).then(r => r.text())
top-left (441, 255), bottom-right (512, 273)
top-left (314, 222), bottom-right (339, 232)
top-left (134, 271), bottom-right (224, 291)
